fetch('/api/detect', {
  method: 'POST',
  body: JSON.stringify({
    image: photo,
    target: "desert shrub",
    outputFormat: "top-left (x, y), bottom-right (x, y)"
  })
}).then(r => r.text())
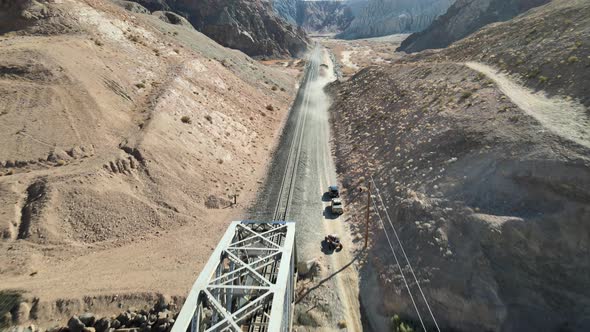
top-left (539, 76), bottom-right (549, 83)
top-left (181, 116), bottom-right (191, 124)
top-left (204, 115), bottom-right (213, 123)
top-left (135, 82), bottom-right (145, 89)
top-left (391, 315), bottom-right (416, 332)
top-left (460, 91), bottom-right (472, 100)
top-left (128, 34), bottom-right (140, 42)
top-left (568, 56), bottom-right (579, 64)
top-left (271, 86), bottom-right (278, 91)
top-left (527, 68), bottom-right (541, 78)
top-left (94, 39), bottom-right (103, 46)
top-left (56, 159), bottom-right (66, 166)
top-left (265, 104), bottom-right (274, 111)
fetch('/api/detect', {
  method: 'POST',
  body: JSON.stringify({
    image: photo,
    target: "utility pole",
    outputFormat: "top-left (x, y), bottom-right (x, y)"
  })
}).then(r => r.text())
top-left (365, 181), bottom-right (371, 249)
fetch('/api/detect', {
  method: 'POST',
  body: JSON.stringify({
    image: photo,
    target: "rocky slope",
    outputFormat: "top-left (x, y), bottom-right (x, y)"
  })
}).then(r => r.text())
top-left (0, 0), bottom-right (301, 328)
top-left (128, 0), bottom-right (309, 58)
top-left (296, 0), bottom-right (355, 33)
top-left (398, 0), bottom-right (550, 53)
top-left (337, 0), bottom-right (453, 39)
top-left (426, 0), bottom-right (590, 106)
top-left (328, 0), bottom-right (590, 331)
top-left (272, 0), bottom-right (299, 24)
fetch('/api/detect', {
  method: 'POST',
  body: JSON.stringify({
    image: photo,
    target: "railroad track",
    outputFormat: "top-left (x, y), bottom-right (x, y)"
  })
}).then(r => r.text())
top-left (242, 46), bottom-right (321, 332)
top-left (272, 46), bottom-right (321, 222)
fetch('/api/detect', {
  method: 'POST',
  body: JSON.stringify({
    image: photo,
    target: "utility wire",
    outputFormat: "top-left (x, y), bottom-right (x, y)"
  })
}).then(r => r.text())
top-left (370, 175), bottom-right (441, 332)
top-left (369, 189), bottom-right (428, 331)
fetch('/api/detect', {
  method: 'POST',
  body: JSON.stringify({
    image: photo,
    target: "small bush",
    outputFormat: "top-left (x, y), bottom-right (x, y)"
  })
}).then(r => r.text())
top-left (539, 76), bottom-right (549, 83)
top-left (568, 56), bottom-right (579, 64)
top-left (460, 91), bottom-right (472, 100)
top-left (94, 39), bottom-right (104, 46)
top-left (337, 321), bottom-right (347, 328)
top-left (265, 104), bottom-right (274, 111)
top-left (181, 116), bottom-right (191, 124)
top-left (391, 314), bottom-right (415, 332)
top-left (128, 34), bottom-right (140, 43)
top-left (56, 159), bottom-right (66, 166)
top-left (174, 49), bottom-right (180, 54)
top-left (271, 86), bottom-right (278, 91)
top-left (204, 115), bottom-right (213, 123)
top-left (527, 68), bottom-right (540, 78)
top-left (135, 82), bottom-right (145, 89)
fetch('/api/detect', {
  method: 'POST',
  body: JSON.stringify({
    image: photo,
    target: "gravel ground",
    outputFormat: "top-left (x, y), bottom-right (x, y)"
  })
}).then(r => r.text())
top-left (250, 45), bottom-right (363, 331)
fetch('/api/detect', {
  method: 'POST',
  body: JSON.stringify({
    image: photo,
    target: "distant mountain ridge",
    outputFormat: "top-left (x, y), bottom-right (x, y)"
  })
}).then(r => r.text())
top-left (296, 1), bottom-right (355, 33)
top-left (273, 0), bottom-right (362, 33)
top-left (397, 0), bottom-right (551, 53)
top-left (337, 0), bottom-right (453, 39)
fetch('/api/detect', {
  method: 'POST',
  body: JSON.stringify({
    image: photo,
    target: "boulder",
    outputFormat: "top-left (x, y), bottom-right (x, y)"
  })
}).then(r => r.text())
top-left (155, 294), bottom-right (171, 311)
top-left (13, 302), bottom-right (30, 325)
top-left (110, 0), bottom-right (150, 14)
top-left (2, 311), bottom-right (13, 325)
top-left (116, 312), bottom-right (131, 326)
top-left (152, 11), bottom-right (194, 28)
top-left (297, 259), bottom-right (318, 277)
top-left (47, 149), bottom-right (71, 162)
top-left (94, 317), bottom-right (111, 332)
top-left (111, 319), bottom-right (121, 329)
top-left (79, 313), bottom-right (96, 327)
top-left (67, 316), bottom-right (85, 332)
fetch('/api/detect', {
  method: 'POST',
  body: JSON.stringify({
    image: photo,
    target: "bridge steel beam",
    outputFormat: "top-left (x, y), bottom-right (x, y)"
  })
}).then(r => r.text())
top-left (172, 220), bottom-right (297, 332)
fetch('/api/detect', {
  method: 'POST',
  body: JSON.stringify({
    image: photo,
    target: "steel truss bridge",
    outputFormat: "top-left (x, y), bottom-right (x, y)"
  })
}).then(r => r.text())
top-left (172, 221), bottom-right (297, 332)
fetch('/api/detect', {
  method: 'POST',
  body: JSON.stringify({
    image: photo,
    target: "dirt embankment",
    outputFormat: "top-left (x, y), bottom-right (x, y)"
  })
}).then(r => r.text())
top-left (0, 0), bottom-right (301, 329)
top-left (327, 61), bottom-right (590, 331)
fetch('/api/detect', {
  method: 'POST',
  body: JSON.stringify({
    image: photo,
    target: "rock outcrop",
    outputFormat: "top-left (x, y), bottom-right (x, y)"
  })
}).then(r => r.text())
top-left (397, 0), bottom-right (550, 53)
top-left (337, 0), bottom-right (453, 39)
top-left (272, 0), bottom-right (299, 24)
top-left (129, 0), bottom-right (309, 58)
top-left (296, 0), bottom-right (355, 33)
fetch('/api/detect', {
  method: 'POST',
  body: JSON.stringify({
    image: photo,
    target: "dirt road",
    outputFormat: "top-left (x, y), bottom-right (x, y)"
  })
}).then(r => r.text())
top-left (466, 62), bottom-right (590, 148)
top-left (251, 45), bottom-right (363, 330)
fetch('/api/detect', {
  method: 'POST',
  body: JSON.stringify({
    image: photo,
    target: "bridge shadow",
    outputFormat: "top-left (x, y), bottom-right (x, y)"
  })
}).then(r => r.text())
top-left (295, 253), bottom-right (361, 304)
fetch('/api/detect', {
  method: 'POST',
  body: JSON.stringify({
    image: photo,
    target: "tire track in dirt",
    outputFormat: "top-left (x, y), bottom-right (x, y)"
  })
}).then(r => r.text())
top-left (466, 61), bottom-right (590, 148)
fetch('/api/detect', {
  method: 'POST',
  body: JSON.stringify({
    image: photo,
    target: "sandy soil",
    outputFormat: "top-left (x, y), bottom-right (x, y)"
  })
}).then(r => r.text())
top-left (0, 0), bottom-right (301, 327)
top-left (320, 34), bottom-right (408, 78)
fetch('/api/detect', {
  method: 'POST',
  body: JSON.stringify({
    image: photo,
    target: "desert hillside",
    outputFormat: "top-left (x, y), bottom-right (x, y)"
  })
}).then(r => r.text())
top-left (0, 0), bottom-right (301, 327)
top-left (397, 0), bottom-right (550, 53)
top-left (328, 0), bottom-right (590, 331)
top-left (417, 0), bottom-right (590, 106)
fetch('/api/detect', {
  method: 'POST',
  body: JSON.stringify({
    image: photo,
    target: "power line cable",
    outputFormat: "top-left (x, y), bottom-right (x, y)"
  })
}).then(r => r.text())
top-left (369, 189), bottom-right (428, 331)
top-left (370, 175), bottom-right (441, 332)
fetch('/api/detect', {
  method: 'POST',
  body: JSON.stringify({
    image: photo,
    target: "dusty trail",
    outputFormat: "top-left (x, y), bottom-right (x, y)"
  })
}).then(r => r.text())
top-left (289, 46), bottom-right (362, 331)
top-left (466, 61), bottom-right (590, 148)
